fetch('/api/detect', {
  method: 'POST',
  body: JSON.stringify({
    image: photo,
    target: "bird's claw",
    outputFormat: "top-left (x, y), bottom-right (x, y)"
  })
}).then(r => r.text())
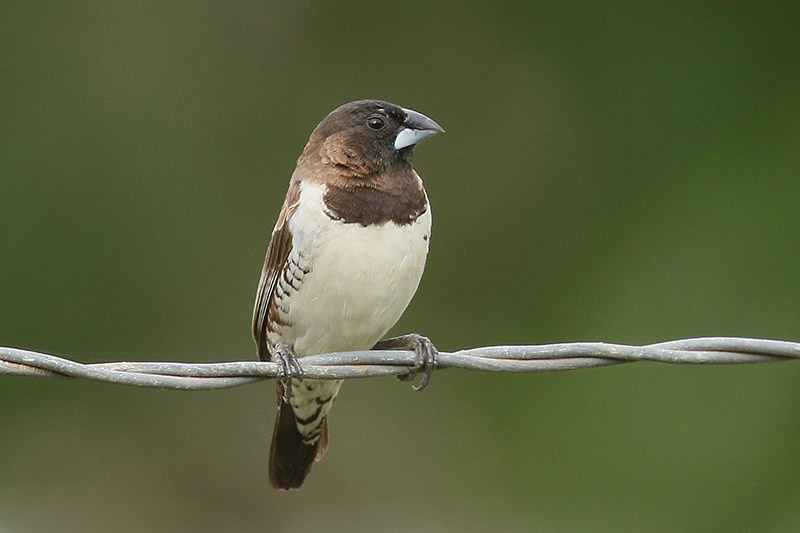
top-left (274, 342), bottom-right (303, 403)
top-left (376, 333), bottom-right (438, 391)
top-left (407, 334), bottom-right (438, 391)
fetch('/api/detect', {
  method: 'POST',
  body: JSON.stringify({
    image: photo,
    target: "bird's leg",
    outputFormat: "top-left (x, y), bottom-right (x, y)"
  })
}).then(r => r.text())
top-left (373, 334), bottom-right (438, 391)
top-left (274, 341), bottom-right (304, 403)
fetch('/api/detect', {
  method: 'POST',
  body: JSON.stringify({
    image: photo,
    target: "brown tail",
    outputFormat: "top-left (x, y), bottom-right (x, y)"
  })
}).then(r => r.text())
top-left (269, 385), bottom-right (328, 490)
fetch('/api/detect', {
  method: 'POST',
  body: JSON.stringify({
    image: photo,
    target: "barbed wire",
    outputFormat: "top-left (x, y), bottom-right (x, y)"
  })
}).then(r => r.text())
top-left (1, 337), bottom-right (798, 391)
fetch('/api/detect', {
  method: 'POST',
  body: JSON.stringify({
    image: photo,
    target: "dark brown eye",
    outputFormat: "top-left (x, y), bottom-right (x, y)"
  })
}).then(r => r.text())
top-left (366, 115), bottom-right (386, 130)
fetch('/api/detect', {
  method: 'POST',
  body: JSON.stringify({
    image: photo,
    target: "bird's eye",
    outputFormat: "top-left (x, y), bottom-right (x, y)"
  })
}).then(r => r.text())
top-left (366, 115), bottom-right (386, 130)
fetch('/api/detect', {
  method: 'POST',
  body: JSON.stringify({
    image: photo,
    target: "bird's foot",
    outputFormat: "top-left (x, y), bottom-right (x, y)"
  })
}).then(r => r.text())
top-left (373, 333), bottom-right (438, 391)
top-left (274, 341), bottom-right (304, 403)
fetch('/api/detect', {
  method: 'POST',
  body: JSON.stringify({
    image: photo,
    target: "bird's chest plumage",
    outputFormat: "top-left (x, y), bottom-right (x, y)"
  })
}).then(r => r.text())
top-left (274, 181), bottom-right (431, 357)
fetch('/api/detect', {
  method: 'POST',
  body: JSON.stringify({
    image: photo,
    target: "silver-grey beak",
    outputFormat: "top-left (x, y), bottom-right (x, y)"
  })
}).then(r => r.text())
top-left (394, 107), bottom-right (445, 150)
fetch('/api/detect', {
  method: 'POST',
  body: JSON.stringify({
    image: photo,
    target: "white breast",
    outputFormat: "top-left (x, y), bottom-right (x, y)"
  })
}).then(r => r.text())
top-left (281, 179), bottom-right (431, 357)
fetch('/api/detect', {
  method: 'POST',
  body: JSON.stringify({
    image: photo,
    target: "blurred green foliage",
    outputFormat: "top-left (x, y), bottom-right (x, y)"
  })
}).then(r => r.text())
top-left (2, 2), bottom-right (800, 531)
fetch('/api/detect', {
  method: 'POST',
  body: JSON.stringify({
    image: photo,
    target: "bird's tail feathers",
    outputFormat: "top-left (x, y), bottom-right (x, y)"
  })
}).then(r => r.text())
top-left (268, 386), bottom-right (328, 490)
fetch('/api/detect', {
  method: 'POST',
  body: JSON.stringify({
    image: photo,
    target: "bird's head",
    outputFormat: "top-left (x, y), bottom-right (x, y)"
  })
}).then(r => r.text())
top-left (304, 100), bottom-right (444, 176)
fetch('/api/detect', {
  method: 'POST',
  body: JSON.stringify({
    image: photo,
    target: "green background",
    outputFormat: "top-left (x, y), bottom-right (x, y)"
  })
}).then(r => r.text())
top-left (2, 2), bottom-right (800, 531)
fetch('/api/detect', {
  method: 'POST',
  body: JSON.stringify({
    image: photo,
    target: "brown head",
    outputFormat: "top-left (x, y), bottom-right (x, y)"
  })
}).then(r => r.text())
top-left (298, 99), bottom-right (444, 179)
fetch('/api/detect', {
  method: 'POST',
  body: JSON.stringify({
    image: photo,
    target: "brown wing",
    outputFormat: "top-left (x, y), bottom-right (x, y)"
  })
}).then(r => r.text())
top-left (252, 180), bottom-right (300, 361)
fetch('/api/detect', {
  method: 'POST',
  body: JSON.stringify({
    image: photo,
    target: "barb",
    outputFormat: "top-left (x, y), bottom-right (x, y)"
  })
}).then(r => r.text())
top-left (1, 337), bottom-right (798, 391)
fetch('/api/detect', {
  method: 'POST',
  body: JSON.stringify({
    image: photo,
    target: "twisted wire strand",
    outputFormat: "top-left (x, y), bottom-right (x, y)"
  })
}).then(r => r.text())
top-left (1, 337), bottom-right (798, 391)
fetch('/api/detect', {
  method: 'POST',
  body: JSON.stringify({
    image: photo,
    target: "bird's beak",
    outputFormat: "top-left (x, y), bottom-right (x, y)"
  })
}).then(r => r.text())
top-left (394, 108), bottom-right (445, 150)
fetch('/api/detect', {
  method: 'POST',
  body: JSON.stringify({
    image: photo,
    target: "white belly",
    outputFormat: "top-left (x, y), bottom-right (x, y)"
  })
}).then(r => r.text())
top-left (282, 181), bottom-right (431, 357)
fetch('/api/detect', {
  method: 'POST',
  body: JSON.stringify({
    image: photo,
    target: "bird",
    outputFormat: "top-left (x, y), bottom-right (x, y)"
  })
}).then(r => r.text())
top-left (252, 99), bottom-right (444, 490)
